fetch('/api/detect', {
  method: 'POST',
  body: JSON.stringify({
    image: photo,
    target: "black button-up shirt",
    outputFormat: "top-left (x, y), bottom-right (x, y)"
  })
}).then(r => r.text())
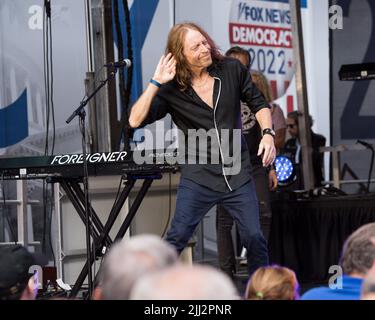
top-left (140, 58), bottom-right (269, 192)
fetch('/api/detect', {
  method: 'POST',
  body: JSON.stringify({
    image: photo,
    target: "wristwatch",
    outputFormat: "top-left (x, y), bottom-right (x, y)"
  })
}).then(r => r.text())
top-left (262, 128), bottom-right (275, 138)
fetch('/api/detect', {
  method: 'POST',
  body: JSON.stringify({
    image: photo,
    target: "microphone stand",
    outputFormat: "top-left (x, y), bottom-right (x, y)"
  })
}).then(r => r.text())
top-left (66, 68), bottom-right (117, 298)
top-left (366, 146), bottom-right (374, 194)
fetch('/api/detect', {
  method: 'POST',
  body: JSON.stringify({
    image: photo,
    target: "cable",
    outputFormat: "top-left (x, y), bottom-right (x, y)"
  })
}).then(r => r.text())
top-left (161, 173), bottom-right (173, 238)
top-left (122, 0), bottom-right (133, 151)
top-left (1, 175), bottom-right (17, 244)
top-left (42, 1), bottom-right (50, 260)
top-left (368, 150), bottom-right (374, 193)
top-left (42, 182), bottom-right (47, 253)
top-left (43, 9), bottom-right (50, 155)
top-left (48, 15), bottom-right (56, 155)
top-left (123, 0), bottom-right (133, 99)
top-left (42, 182), bottom-right (56, 266)
top-left (43, 0), bottom-right (56, 156)
top-left (84, 0), bottom-right (94, 73)
top-left (113, 175), bottom-right (125, 208)
top-left (42, 0), bottom-right (56, 265)
top-left (48, 183), bottom-right (56, 266)
top-left (114, 0), bottom-right (133, 152)
top-left (91, 173), bottom-right (124, 284)
top-left (113, 0), bottom-right (127, 151)
top-left (357, 140), bottom-right (375, 193)
top-left (79, 116), bottom-right (94, 298)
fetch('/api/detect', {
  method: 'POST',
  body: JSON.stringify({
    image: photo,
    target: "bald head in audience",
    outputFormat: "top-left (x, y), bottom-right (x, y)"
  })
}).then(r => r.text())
top-left (130, 264), bottom-right (240, 300)
top-left (94, 234), bottom-right (178, 300)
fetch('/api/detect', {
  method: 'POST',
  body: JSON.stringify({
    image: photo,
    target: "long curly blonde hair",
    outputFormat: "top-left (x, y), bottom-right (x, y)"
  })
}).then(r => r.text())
top-left (166, 22), bottom-right (224, 91)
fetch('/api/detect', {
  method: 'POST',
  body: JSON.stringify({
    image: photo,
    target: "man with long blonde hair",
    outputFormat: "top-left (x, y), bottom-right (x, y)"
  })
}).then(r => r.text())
top-left (129, 22), bottom-right (276, 276)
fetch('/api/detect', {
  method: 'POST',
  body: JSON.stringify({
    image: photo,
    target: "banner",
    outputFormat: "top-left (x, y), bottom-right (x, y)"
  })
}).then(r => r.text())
top-left (229, 0), bottom-right (294, 100)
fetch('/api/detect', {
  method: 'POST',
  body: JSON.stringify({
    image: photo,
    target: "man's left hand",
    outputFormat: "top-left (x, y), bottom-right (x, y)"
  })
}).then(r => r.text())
top-left (268, 169), bottom-right (278, 191)
top-left (257, 135), bottom-right (276, 167)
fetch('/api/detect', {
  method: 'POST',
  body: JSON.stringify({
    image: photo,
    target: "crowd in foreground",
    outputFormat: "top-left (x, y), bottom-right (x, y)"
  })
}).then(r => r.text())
top-left (1, 222), bottom-right (375, 300)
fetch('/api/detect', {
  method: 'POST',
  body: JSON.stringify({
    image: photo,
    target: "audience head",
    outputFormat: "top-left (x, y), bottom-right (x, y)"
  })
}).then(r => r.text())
top-left (0, 245), bottom-right (46, 300)
top-left (286, 111), bottom-right (314, 138)
top-left (97, 234), bottom-right (178, 300)
top-left (286, 111), bottom-right (299, 138)
top-left (361, 275), bottom-right (375, 300)
top-left (339, 223), bottom-right (375, 278)
top-left (225, 46), bottom-right (250, 69)
top-left (92, 266), bottom-right (104, 300)
top-left (130, 264), bottom-right (240, 300)
top-left (245, 265), bottom-right (299, 300)
top-left (225, 47), bottom-right (274, 105)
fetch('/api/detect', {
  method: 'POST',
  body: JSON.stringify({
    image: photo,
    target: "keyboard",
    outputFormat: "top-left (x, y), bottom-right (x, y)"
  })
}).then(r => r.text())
top-left (0, 150), bottom-right (179, 179)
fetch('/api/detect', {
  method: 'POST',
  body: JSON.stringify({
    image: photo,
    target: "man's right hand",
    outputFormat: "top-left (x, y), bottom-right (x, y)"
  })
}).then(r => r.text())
top-left (129, 53), bottom-right (176, 129)
top-left (152, 53), bottom-right (176, 84)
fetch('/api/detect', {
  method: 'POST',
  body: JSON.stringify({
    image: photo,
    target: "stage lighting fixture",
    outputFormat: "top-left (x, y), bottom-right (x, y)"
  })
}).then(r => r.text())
top-left (275, 155), bottom-right (295, 186)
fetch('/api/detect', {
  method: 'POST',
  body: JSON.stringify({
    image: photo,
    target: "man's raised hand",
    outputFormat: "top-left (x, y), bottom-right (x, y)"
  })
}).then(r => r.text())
top-left (153, 53), bottom-right (176, 84)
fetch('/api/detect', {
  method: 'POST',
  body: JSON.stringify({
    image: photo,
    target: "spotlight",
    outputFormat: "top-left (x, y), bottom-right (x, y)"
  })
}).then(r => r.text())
top-left (275, 155), bottom-right (296, 186)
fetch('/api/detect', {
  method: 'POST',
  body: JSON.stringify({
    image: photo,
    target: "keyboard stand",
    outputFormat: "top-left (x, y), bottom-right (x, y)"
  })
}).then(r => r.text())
top-left (49, 173), bottom-right (162, 298)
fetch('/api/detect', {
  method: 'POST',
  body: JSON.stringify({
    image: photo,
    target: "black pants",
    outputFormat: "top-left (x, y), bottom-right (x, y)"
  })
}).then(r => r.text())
top-left (166, 177), bottom-right (268, 276)
top-left (216, 164), bottom-right (272, 277)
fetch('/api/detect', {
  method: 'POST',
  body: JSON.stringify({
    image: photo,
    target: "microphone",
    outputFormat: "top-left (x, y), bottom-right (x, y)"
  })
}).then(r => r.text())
top-left (104, 59), bottom-right (132, 68)
top-left (357, 139), bottom-right (374, 150)
top-left (44, 0), bottom-right (51, 18)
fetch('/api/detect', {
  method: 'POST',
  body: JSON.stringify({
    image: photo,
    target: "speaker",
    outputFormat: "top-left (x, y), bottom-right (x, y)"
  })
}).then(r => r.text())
top-left (339, 62), bottom-right (375, 81)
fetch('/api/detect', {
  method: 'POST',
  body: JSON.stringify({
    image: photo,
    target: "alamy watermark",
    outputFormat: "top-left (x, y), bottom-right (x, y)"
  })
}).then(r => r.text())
top-left (29, 265), bottom-right (43, 290)
top-left (328, 265), bottom-right (343, 289)
top-left (329, 5), bottom-right (343, 30)
top-left (132, 125), bottom-right (243, 175)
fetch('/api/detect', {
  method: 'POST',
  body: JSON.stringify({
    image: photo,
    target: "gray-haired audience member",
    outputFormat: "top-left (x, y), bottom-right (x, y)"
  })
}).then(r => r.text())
top-left (361, 237), bottom-right (375, 300)
top-left (302, 223), bottom-right (375, 300)
top-left (93, 234), bottom-right (178, 300)
top-left (130, 264), bottom-right (240, 300)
